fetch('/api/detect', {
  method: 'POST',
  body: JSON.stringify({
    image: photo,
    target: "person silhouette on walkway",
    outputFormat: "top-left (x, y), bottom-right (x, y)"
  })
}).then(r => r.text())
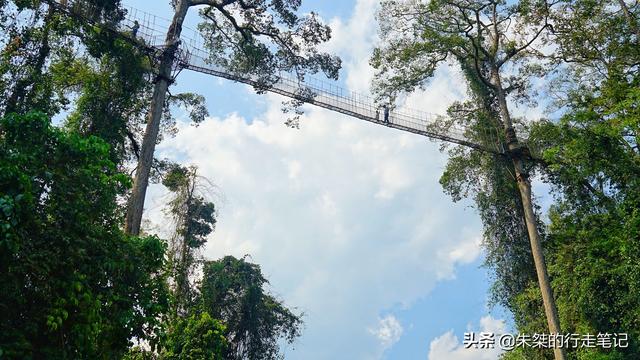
top-left (132, 21), bottom-right (140, 39)
top-left (383, 104), bottom-right (390, 123)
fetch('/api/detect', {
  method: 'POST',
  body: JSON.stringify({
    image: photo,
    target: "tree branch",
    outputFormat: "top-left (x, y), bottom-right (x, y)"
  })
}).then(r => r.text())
top-left (189, 0), bottom-right (237, 7)
top-left (497, 23), bottom-right (548, 68)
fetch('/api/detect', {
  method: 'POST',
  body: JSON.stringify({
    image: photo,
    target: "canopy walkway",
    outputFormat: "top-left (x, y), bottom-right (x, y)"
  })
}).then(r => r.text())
top-left (50, 1), bottom-right (510, 155)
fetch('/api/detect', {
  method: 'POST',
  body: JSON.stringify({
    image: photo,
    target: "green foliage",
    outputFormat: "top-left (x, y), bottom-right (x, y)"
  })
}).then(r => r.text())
top-left (441, 146), bottom-right (541, 308)
top-left (63, 39), bottom-right (152, 164)
top-left (506, 3), bottom-right (640, 357)
top-left (162, 165), bottom-right (191, 192)
top-left (160, 312), bottom-right (226, 360)
top-left (540, 0), bottom-right (639, 88)
top-left (0, 0), bottom-right (128, 116)
top-left (0, 112), bottom-right (169, 359)
top-left (525, 69), bottom-right (640, 360)
top-left (437, 58), bottom-right (545, 315)
top-left (200, 256), bottom-right (303, 360)
top-left (166, 93), bottom-right (209, 126)
top-left (122, 347), bottom-right (158, 360)
top-left (193, 0), bottom-right (342, 127)
top-left (197, 0), bottom-right (341, 85)
top-left (155, 170), bottom-right (300, 360)
top-left (371, 0), bottom-right (544, 105)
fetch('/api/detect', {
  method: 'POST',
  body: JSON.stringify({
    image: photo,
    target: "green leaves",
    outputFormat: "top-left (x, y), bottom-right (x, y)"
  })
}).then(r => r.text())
top-left (162, 165), bottom-right (191, 192)
top-left (168, 93), bottom-right (209, 126)
top-left (0, 112), bottom-right (168, 358)
top-left (155, 167), bottom-right (300, 360)
top-left (525, 50), bottom-right (640, 358)
top-left (160, 312), bottom-right (227, 360)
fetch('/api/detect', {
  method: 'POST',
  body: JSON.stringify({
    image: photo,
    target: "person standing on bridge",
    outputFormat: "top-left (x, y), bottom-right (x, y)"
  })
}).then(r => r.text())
top-left (383, 104), bottom-right (390, 123)
top-left (132, 20), bottom-right (140, 39)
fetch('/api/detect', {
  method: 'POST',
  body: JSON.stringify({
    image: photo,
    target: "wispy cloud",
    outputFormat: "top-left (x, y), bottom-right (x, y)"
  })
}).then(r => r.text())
top-left (369, 315), bottom-right (404, 350)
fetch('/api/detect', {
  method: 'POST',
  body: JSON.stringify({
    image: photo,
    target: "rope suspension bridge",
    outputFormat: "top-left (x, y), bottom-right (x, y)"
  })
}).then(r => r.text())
top-left (50, 0), bottom-right (515, 155)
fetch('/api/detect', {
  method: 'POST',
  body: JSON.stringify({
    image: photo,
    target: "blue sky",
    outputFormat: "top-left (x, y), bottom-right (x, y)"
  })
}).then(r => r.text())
top-left (123, 0), bottom-right (513, 358)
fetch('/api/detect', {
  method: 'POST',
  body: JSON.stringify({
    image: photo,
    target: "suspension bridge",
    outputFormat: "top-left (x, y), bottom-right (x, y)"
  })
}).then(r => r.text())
top-left (49, 0), bottom-right (513, 155)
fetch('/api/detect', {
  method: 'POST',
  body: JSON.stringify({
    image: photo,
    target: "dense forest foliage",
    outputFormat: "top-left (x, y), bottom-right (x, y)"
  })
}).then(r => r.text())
top-left (1, 0), bottom-right (638, 359)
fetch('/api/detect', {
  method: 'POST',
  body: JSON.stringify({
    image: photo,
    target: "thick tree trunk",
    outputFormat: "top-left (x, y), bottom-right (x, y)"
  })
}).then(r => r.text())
top-left (125, 0), bottom-right (191, 235)
top-left (491, 68), bottom-right (567, 360)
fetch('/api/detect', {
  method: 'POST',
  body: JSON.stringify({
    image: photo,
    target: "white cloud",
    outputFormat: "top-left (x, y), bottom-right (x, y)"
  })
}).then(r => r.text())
top-left (427, 316), bottom-right (506, 360)
top-left (369, 315), bottom-right (404, 350)
top-left (447, 235), bottom-right (482, 266)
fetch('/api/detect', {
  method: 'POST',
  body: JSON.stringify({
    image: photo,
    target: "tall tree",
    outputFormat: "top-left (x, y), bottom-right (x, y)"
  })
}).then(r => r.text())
top-left (1, 0), bottom-right (211, 174)
top-left (439, 58), bottom-right (539, 311)
top-left (510, 69), bottom-right (640, 359)
top-left (371, 1), bottom-right (566, 358)
top-left (162, 165), bottom-right (217, 316)
top-left (62, 39), bottom-right (153, 165)
top-left (200, 256), bottom-right (303, 360)
top-left (125, 0), bottom-right (342, 235)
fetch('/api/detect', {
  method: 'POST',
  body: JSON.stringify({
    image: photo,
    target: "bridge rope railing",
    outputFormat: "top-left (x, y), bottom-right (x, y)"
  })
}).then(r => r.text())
top-left (185, 50), bottom-right (509, 154)
top-left (47, 0), bottom-right (511, 155)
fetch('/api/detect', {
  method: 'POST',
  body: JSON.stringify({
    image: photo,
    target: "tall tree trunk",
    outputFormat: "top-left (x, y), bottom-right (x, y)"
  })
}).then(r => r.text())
top-left (125, 0), bottom-right (191, 235)
top-left (491, 67), bottom-right (567, 360)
